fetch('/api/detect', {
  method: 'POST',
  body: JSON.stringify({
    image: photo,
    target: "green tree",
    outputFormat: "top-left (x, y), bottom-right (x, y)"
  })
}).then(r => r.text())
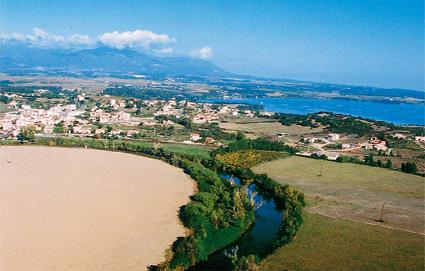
top-left (0, 95), bottom-right (11, 103)
top-left (364, 154), bottom-right (375, 166)
top-left (401, 162), bottom-right (417, 174)
top-left (385, 159), bottom-right (392, 169)
top-left (17, 126), bottom-right (36, 143)
top-left (53, 121), bottom-right (65, 134)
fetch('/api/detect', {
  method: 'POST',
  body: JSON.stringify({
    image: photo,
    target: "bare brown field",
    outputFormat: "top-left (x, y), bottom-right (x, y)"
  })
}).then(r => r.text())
top-left (253, 156), bottom-right (425, 233)
top-left (219, 121), bottom-right (323, 137)
top-left (0, 146), bottom-right (194, 271)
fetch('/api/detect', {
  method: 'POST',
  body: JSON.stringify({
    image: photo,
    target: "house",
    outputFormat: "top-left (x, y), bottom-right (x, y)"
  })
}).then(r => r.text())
top-left (192, 113), bottom-right (219, 124)
top-left (243, 110), bottom-right (254, 117)
top-left (44, 125), bottom-right (54, 134)
top-left (303, 136), bottom-right (320, 143)
top-left (327, 133), bottom-right (340, 141)
top-left (393, 133), bottom-right (407, 139)
top-left (73, 126), bottom-right (92, 135)
top-left (415, 136), bottom-right (425, 143)
top-left (95, 128), bottom-right (105, 134)
top-left (341, 143), bottom-right (351, 149)
top-left (117, 111), bottom-right (131, 121)
top-left (126, 130), bottom-right (139, 137)
top-left (162, 120), bottom-right (175, 126)
top-left (111, 129), bottom-right (124, 136)
top-left (190, 133), bottom-right (201, 142)
top-left (327, 153), bottom-right (340, 161)
top-left (9, 101), bottom-right (18, 108)
top-left (205, 137), bottom-right (215, 144)
top-left (261, 111), bottom-right (273, 117)
top-left (369, 137), bottom-right (388, 151)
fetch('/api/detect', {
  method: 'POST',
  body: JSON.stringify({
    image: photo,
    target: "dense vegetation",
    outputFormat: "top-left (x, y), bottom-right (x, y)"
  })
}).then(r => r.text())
top-left (212, 137), bottom-right (305, 248)
top-left (219, 136), bottom-right (298, 154)
top-left (226, 165), bottom-right (305, 247)
top-left (167, 159), bottom-right (254, 269)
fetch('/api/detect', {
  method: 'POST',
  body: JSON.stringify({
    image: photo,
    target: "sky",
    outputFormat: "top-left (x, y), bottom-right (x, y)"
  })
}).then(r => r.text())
top-left (0, 0), bottom-right (424, 90)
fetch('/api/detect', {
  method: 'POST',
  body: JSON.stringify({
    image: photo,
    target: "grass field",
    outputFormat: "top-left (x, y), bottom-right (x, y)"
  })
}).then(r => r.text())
top-left (259, 212), bottom-right (424, 271)
top-left (253, 156), bottom-right (424, 233)
top-left (162, 143), bottom-right (211, 159)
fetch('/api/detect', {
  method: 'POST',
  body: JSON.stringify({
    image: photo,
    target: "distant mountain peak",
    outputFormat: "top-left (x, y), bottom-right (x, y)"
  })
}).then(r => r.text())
top-left (0, 44), bottom-right (230, 78)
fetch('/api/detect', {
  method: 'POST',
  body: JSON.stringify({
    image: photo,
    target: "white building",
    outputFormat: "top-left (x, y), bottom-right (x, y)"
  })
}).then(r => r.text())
top-left (328, 133), bottom-right (340, 141)
top-left (190, 133), bottom-right (201, 142)
top-left (415, 136), bottom-right (425, 142)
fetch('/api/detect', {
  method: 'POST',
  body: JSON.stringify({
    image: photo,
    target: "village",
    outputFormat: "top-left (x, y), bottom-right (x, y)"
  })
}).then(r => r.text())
top-left (0, 89), bottom-right (257, 145)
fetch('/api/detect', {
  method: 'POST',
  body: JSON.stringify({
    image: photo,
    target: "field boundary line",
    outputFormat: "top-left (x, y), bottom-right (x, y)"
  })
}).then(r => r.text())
top-left (308, 211), bottom-right (425, 236)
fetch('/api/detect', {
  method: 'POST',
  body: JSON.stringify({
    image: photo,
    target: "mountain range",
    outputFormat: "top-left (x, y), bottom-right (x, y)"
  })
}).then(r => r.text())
top-left (0, 44), bottom-right (229, 78)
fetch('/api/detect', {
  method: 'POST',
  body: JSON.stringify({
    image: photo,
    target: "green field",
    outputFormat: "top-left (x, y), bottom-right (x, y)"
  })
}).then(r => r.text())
top-left (253, 156), bottom-right (424, 233)
top-left (259, 213), bottom-right (424, 271)
top-left (162, 143), bottom-right (211, 159)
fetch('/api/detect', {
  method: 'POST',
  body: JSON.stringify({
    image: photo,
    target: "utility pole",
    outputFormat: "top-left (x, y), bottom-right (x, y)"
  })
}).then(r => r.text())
top-left (377, 203), bottom-right (385, 223)
top-left (318, 160), bottom-right (323, 177)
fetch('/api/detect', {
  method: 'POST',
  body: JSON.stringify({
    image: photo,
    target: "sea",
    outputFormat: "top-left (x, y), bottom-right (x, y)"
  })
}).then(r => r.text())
top-left (206, 97), bottom-right (425, 125)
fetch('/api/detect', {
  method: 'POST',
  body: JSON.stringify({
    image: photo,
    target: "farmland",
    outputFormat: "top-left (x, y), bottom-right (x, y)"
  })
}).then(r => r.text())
top-left (219, 121), bottom-right (323, 138)
top-left (259, 212), bottom-right (424, 271)
top-left (0, 146), bottom-right (195, 271)
top-left (216, 150), bottom-right (289, 168)
top-left (253, 156), bottom-right (424, 233)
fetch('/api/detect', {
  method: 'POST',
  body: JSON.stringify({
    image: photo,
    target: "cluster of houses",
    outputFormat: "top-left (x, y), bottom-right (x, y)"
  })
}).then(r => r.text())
top-left (302, 133), bottom-right (389, 152)
top-left (0, 94), bottom-right (253, 145)
top-left (0, 104), bottom-right (84, 138)
top-left (302, 133), bottom-right (341, 144)
top-left (360, 137), bottom-right (388, 151)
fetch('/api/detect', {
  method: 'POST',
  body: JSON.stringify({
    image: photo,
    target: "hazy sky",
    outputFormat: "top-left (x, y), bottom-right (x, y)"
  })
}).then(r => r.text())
top-left (0, 0), bottom-right (423, 90)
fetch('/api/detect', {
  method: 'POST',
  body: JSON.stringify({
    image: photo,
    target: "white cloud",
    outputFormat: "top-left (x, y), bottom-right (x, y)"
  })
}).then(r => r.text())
top-left (190, 46), bottom-right (213, 60)
top-left (32, 27), bottom-right (49, 38)
top-left (0, 28), bottom-right (217, 59)
top-left (98, 29), bottom-right (174, 49)
top-left (154, 47), bottom-right (174, 54)
top-left (0, 28), bottom-right (94, 48)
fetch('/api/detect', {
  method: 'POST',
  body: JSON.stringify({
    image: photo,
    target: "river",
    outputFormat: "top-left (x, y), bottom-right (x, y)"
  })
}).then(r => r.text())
top-left (189, 175), bottom-right (283, 270)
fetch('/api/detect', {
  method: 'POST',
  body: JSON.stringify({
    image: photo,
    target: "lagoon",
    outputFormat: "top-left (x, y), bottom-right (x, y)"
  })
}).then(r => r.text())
top-left (207, 97), bottom-right (425, 125)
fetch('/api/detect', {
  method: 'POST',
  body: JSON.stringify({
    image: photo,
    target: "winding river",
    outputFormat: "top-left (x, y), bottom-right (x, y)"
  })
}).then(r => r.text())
top-left (189, 175), bottom-right (283, 270)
